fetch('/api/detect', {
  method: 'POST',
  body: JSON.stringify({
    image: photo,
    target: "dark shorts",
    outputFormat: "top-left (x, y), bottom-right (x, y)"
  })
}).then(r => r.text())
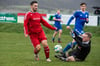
top-left (54, 24), bottom-right (62, 31)
top-left (68, 49), bottom-right (83, 61)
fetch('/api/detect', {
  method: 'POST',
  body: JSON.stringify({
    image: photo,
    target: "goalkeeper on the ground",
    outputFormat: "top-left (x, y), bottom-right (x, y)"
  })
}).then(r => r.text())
top-left (55, 31), bottom-right (92, 62)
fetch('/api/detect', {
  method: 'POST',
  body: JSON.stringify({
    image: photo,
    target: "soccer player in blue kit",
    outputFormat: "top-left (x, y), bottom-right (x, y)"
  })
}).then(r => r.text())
top-left (63, 3), bottom-right (89, 53)
top-left (52, 10), bottom-right (63, 43)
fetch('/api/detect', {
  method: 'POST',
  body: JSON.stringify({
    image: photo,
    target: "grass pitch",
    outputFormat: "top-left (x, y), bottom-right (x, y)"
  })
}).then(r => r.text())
top-left (0, 32), bottom-right (100, 66)
top-left (0, 23), bottom-right (100, 66)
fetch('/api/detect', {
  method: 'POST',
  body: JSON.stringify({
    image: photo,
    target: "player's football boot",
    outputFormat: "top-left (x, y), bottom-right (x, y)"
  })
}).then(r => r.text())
top-left (34, 54), bottom-right (39, 61)
top-left (55, 55), bottom-right (61, 58)
top-left (55, 53), bottom-right (63, 59)
top-left (59, 57), bottom-right (66, 61)
top-left (46, 58), bottom-right (51, 62)
top-left (58, 40), bottom-right (62, 43)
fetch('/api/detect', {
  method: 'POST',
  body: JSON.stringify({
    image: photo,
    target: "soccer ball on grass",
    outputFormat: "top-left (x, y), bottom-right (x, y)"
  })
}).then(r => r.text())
top-left (54, 44), bottom-right (62, 53)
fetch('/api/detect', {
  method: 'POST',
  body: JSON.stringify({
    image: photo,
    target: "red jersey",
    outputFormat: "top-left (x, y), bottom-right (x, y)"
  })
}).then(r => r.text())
top-left (24, 11), bottom-right (56, 34)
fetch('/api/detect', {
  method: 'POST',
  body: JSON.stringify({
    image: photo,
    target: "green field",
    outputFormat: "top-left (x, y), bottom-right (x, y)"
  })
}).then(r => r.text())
top-left (0, 23), bottom-right (100, 66)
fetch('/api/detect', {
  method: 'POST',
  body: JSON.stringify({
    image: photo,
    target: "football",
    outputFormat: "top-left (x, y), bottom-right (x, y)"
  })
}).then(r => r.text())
top-left (54, 44), bottom-right (62, 53)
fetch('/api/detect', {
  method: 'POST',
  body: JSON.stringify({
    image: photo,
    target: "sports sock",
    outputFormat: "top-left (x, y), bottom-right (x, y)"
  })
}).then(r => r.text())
top-left (58, 38), bottom-right (60, 41)
top-left (34, 49), bottom-right (39, 55)
top-left (44, 46), bottom-right (50, 59)
top-left (52, 37), bottom-right (55, 41)
top-left (63, 42), bottom-right (77, 53)
top-left (72, 42), bottom-right (77, 49)
top-left (63, 42), bottom-right (72, 53)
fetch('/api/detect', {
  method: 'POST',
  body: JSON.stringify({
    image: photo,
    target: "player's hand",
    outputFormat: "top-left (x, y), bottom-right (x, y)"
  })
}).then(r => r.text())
top-left (25, 34), bottom-right (28, 37)
top-left (57, 19), bottom-right (62, 22)
top-left (61, 20), bottom-right (63, 23)
top-left (86, 18), bottom-right (89, 23)
top-left (86, 18), bottom-right (89, 21)
top-left (66, 26), bottom-right (71, 30)
top-left (54, 27), bottom-right (57, 30)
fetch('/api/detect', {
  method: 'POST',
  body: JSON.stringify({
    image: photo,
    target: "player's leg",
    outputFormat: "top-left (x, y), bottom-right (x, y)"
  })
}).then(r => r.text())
top-left (41, 40), bottom-right (51, 62)
top-left (58, 29), bottom-right (62, 43)
top-left (63, 29), bottom-right (82, 53)
top-left (52, 25), bottom-right (59, 43)
top-left (63, 39), bottom-right (77, 53)
top-left (40, 31), bottom-right (51, 62)
top-left (60, 50), bottom-right (76, 62)
top-left (29, 34), bottom-right (41, 61)
top-left (34, 45), bottom-right (41, 60)
top-left (66, 56), bottom-right (76, 62)
top-left (52, 31), bottom-right (58, 43)
top-left (58, 25), bottom-right (62, 43)
top-left (59, 56), bottom-right (75, 62)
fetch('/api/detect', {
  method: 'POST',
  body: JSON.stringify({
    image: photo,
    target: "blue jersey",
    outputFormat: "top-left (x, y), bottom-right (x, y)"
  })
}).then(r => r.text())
top-left (54, 13), bottom-right (61, 26)
top-left (66, 10), bottom-right (89, 34)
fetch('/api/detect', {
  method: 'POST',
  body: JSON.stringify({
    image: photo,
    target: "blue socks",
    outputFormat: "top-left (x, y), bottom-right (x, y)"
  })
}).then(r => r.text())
top-left (58, 38), bottom-right (61, 41)
top-left (52, 37), bottom-right (55, 41)
top-left (52, 38), bottom-right (61, 41)
top-left (63, 42), bottom-right (77, 53)
top-left (63, 42), bottom-right (72, 53)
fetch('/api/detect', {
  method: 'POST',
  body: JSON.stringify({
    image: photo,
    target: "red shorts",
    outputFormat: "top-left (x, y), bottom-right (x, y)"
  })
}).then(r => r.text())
top-left (29, 31), bottom-right (47, 48)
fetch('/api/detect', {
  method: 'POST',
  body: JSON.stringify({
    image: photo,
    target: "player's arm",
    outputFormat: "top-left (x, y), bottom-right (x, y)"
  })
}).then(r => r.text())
top-left (72, 32), bottom-right (90, 47)
top-left (66, 16), bottom-right (74, 26)
top-left (86, 12), bottom-right (89, 23)
top-left (66, 16), bottom-right (74, 30)
top-left (66, 11), bottom-right (78, 29)
top-left (53, 17), bottom-right (63, 22)
top-left (53, 15), bottom-right (62, 22)
top-left (72, 32), bottom-right (83, 47)
top-left (53, 17), bottom-right (60, 21)
top-left (41, 16), bottom-right (56, 30)
top-left (24, 13), bottom-right (29, 37)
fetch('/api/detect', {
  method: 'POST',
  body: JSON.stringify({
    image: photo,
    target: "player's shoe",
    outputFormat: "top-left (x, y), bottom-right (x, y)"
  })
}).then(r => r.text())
top-left (58, 40), bottom-right (62, 43)
top-left (46, 58), bottom-right (51, 62)
top-left (55, 55), bottom-right (61, 58)
top-left (34, 54), bottom-right (39, 61)
top-left (59, 57), bottom-right (66, 61)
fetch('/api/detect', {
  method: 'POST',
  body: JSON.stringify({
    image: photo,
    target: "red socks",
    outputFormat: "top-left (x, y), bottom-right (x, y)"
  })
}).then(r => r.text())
top-left (44, 46), bottom-right (49, 59)
top-left (34, 46), bottom-right (50, 59)
top-left (34, 49), bottom-right (39, 55)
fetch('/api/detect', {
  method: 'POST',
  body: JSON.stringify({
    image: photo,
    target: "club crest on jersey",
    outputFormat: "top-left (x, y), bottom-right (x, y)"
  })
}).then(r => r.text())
top-left (86, 15), bottom-right (88, 17)
top-left (80, 14), bottom-right (82, 16)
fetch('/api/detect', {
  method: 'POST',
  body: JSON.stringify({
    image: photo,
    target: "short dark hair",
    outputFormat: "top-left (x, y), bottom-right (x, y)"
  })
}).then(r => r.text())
top-left (85, 32), bottom-right (92, 38)
top-left (30, 0), bottom-right (38, 5)
top-left (80, 2), bottom-right (87, 6)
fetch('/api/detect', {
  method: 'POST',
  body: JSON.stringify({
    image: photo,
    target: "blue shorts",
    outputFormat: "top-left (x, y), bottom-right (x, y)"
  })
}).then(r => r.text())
top-left (54, 24), bottom-right (62, 31)
top-left (74, 29), bottom-right (85, 35)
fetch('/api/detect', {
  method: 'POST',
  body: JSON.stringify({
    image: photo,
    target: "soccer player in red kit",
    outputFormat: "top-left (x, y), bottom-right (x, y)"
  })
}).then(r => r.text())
top-left (24, 1), bottom-right (56, 62)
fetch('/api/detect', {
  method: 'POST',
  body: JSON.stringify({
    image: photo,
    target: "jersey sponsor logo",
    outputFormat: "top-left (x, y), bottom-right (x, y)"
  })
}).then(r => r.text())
top-left (80, 18), bottom-right (86, 20)
top-left (33, 18), bottom-right (40, 20)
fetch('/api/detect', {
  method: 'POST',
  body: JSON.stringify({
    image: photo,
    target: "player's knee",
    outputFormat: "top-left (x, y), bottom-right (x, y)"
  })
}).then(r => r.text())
top-left (55, 31), bottom-right (58, 34)
top-left (41, 40), bottom-right (48, 47)
top-left (36, 45), bottom-right (41, 51)
top-left (68, 56), bottom-right (75, 62)
top-left (59, 30), bottom-right (62, 34)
